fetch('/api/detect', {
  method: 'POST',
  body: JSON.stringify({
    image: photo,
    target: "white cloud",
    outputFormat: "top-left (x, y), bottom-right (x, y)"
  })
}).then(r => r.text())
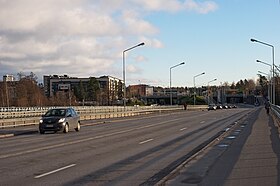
top-left (0, 0), bottom-right (218, 82)
top-left (184, 0), bottom-right (218, 14)
top-left (127, 64), bottom-right (142, 74)
top-left (135, 55), bottom-right (148, 63)
top-left (140, 37), bottom-right (164, 48)
top-left (133, 0), bottom-right (218, 13)
top-left (121, 10), bottom-right (159, 35)
top-left (133, 0), bottom-right (183, 12)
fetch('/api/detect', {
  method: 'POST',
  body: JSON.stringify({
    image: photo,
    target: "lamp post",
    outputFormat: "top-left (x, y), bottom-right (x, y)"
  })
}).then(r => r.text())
top-left (207, 78), bottom-right (217, 104)
top-left (123, 42), bottom-right (145, 107)
top-left (258, 71), bottom-right (269, 76)
top-left (274, 65), bottom-right (280, 73)
top-left (251, 38), bottom-right (275, 104)
top-left (193, 72), bottom-right (205, 105)
top-left (170, 62), bottom-right (185, 105)
top-left (256, 60), bottom-right (272, 101)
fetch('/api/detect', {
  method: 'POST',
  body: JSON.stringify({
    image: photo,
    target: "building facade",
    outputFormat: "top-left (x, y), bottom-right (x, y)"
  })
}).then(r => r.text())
top-left (3, 74), bottom-right (15, 82)
top-left (43, 75), bottom-right (123, 105)
top-left (127, 84), bottom-right (154, 98)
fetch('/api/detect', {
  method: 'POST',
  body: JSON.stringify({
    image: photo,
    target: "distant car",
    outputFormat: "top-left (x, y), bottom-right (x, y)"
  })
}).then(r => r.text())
top-left (216, 104), bottom-right (223, 109)
top-left (208, 104), bottom-right (217, 111)
top-left (222, 104), bottom-right (229, 109)
top-left (39, 108), bottom-right (80, 134)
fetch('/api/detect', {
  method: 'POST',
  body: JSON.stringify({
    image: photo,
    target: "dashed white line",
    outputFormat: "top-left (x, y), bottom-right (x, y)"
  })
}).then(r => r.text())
top-left (200, 121), bottom-right (205, 124)
top-left (0, 117), bottom-right (183, 159)
top-left (34, 164), bottom-right (76, 179)
top-left (139, 139), bottom-right (154, 145)
top-left (180, 127), bottom-right (187, 131)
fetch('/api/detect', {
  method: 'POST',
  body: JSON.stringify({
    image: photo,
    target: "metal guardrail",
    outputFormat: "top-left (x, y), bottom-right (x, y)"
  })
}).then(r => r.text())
top-left (271, 105), bottom-right (280, 120)
top-left (269, 105), bottom-right (280, 130)
top-left (0, 105), bottom-right (208, 128)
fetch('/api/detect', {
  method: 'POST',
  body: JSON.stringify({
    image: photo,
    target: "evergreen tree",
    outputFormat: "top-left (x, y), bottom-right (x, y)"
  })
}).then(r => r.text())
top-left (78, 81), bottom-right (86, 102)
top-left (87, 77), bottom-right (100, 101)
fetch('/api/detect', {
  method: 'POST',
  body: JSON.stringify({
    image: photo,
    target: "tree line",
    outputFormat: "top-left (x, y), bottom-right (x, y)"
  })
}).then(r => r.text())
top-left (0, 72), bottom-right (124, 107)
top-left (0, 72), bottom-right (268, 107)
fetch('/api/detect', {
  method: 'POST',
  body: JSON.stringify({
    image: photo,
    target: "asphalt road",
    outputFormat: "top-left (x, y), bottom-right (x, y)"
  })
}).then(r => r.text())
top-left (0, 108), bottom-right (254, 186)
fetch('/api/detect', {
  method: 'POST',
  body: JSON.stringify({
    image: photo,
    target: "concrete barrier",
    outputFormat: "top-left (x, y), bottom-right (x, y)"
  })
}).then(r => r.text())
top-left (271, 105), bottom-right (280, 129)
top-left (0, 105), bottom-right (207, 128)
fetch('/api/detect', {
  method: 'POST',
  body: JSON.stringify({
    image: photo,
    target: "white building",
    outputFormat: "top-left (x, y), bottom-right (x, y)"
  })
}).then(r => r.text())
top-left (3, 74), bottom-right (14, 82)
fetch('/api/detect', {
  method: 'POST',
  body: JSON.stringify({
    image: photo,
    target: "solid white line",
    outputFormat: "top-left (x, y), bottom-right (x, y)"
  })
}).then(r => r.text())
top-left (180, 127), bottom-right (187, 131)
top-left (34, 164), bottom-right (76, 179)
top-left (139, 139), bottom-right (154, 145)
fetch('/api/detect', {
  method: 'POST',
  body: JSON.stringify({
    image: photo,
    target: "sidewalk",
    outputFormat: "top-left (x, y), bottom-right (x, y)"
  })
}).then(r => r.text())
top-left (166, 107), bottom-right (280, 186)
top-left (221, 108), bottom-right (280, 186)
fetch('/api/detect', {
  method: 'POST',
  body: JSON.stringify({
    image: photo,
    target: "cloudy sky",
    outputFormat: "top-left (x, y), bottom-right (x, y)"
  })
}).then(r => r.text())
top-left (0, 0), bottom-right (279, 87)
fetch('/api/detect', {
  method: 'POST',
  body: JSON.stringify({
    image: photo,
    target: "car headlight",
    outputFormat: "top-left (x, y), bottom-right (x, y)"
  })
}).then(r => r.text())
top-left (58, 118), bottom-right (66, 123)
top-left (39, 119), bottom-right (43, 123)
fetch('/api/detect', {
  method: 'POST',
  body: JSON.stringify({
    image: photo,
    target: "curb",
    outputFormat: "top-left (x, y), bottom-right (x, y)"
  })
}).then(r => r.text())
top-left (0, 130), bottom-right (38, 139)
top-left (0, 134), bottom-right (14, 138)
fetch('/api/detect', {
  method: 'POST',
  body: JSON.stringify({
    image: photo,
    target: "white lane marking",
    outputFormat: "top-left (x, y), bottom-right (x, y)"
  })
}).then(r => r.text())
top-left (0, 117), bottom-right (183, 159)
top-left (34, 164), bottom-right (76, 179)
top-left (139, 139), bottom-right (154, 145)
top-left (200, 121), bottom-right (205, 124)
top-left (180, 127), bottom-right (187, 131)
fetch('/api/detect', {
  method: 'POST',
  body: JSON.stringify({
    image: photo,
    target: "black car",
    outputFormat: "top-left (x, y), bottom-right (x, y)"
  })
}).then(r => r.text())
top-left (39, 108), bottom-right (80, 134)
top-left (216, 104), bottom-right (223, 109)
top-left (208, 104), bottom-right (217, 111)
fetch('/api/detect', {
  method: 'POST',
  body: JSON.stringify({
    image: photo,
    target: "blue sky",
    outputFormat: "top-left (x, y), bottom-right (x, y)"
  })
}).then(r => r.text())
top-left (136, 0), bottom-right (280, 87)
top-left (0, 0), bottom-right (279, 88)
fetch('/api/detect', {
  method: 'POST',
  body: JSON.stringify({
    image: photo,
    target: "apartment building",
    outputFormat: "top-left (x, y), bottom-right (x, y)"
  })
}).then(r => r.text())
top-left (43, 75), bottom-right (123, 105)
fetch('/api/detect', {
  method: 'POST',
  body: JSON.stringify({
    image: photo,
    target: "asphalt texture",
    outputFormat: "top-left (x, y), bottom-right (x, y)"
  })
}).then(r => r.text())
top-left (0, 118), bottom-right (112, 138)
top-left (2, 107), bottom-right (280, 185)
top-left (166, 107), bottom-right (280, 186)
top-left (1, 108), bottom-right (253, 186)
top-left (0, 125), bottom-right (38, 138)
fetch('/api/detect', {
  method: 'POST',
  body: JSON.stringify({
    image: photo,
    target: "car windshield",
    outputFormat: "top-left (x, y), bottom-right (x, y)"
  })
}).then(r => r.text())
top-left (44, 109), bottom-right (66, 117)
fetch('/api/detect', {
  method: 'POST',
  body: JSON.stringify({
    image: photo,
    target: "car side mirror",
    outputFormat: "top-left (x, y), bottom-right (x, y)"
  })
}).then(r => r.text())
top-left (67, 114), bottom-right (72, 117)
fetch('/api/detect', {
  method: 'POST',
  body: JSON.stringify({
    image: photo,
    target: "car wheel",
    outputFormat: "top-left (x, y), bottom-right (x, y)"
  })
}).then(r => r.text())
top-left (63, 124), bottom-right (69, 133)
top-left (39, 130), bottom-right (45, 134)
top-left (75, 122), bottom-right (80, 132)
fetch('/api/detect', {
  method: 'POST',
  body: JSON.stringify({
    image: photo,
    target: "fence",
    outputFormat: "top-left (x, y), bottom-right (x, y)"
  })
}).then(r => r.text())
top-left (271, 105), bottom-right (280, 126)
top-left (0, 105), bottom-right (208, 128)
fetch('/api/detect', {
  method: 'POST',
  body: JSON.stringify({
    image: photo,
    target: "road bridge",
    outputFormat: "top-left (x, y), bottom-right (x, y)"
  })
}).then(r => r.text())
top-left (1, 106), bottom-right (274, 185)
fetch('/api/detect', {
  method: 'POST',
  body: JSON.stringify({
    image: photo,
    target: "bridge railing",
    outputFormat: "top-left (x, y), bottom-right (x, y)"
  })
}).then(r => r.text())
top-left (271, 104), bottom-right (280, 122)
top-left (0, 105), bottom-right (207, 128)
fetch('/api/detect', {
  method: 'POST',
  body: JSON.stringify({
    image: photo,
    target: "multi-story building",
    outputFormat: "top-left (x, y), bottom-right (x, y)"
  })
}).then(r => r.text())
top-left (43, 75), bottom-right (123, 105)
top-left (3, 74), bottom-right (15, 82)
top-left (44, 75), bottom-right (87, 97)
top-left (98, 75), bottom-right (123, 105)
top-left (127, 84), bottom-right (153, 98)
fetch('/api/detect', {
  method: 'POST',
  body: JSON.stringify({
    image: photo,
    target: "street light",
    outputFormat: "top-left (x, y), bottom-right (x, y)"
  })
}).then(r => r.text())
top-left (256, 59), bottom-right (280, 72)
top-left (123, 42), bottom-right (145, 107)
top-left (251, 38), bottom-right (275, 104)
top-left (256, 59), bottom-right (271, 67)
top-left (207, 78), bottom-right (217, 104)
top-left (193, 72), bottom-right (205, 105)
top-left (258, 71), bottom-right (269, 76)
top-left (170, 62), bottom-right (185, 105)
top-left (274, 65), bottom-right (280, 73)
top-left (256, 59), bottom-right (272, 101)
